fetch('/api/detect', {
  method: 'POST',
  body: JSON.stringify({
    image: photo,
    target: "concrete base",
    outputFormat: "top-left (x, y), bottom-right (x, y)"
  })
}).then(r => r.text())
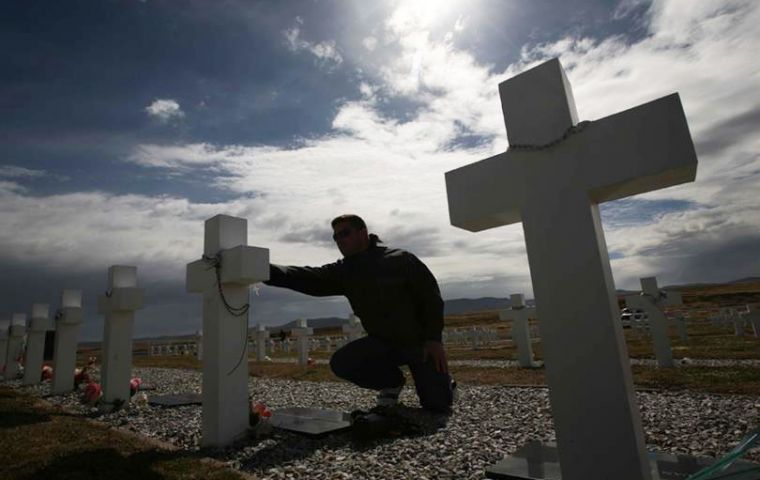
top-left (23, 331), bottom-right (47, 385)
top-left (101, 312), bottom-right (135, 403)
top-left (201, 284), bottom-right (250, 447)
top-left (52, 323), bottom-right (81, 394)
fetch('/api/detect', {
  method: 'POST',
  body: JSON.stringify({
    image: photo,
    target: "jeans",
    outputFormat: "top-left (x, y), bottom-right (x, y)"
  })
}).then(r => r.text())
top-left (329, 335), bottom-right (453, 413)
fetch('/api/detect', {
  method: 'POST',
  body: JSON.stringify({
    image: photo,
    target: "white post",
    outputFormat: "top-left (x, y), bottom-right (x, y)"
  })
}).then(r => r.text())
top-left (4, 314), bottom-right (27, 379)
top-left (186, 214), bottom-right (269, 447)
top-left (672, 313), bottom-right (689, 343)
top-left (625, 278), bottom-right (682, 368)
top-left (196, 330), bottom-right (203, 360)
top-left (98, 265), bottom-right (144, 404)
top-left (499, 294), bottom-right (539, 368)
top-left (342, 313), bottom-right (364, 342)
top-left (23, 304), bottom-right (52, 385)
top-left (0, 319), bottom-right (9, 380)
top-left (730, 307), bottom-right (746, 337)
top-left (291, 318), bottom-right (313, 367)
top-left (742, 305), bottom-right (760, 338)
top-left (254, 324), bottom-right (268, 362)
top-left (52, 290), bottom-right (83, 393)
top-left (445, 58), bottom-right (698, 479)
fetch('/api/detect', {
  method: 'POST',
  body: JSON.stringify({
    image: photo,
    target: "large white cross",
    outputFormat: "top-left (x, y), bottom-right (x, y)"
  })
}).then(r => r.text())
top-left (625, 276), bottom-right (682, 368)
top-left (499, 294), bottom-right (539, 368)
top-left (52, 289), bottom-right (83, 393)
top-left (445, 58), bottom-right (698, 480)
top-left (186, 214), bottom-right (269, 447)
top-left (98, 265), bottom-right (144, 403)
top-left (23, 303), bottom-right (52, 385)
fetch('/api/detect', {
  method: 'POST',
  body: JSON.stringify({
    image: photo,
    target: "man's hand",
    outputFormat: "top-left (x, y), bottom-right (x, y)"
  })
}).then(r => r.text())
top-left (423, 340), bottom-right (449, 374)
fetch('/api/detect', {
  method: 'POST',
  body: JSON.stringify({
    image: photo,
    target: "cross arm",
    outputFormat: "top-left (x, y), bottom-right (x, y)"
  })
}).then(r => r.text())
top-left (581, 93), bottom-right (698, 203)
top-left (445, 151), bottom-right (527, 232)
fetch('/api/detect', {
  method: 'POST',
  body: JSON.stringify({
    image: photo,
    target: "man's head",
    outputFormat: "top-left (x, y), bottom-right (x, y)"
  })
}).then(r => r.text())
top-left (331, 214), bottom-right (370, 257)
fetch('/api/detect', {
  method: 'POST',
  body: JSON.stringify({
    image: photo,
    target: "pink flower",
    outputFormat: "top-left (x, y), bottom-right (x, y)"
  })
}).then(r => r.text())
top-left (129, 377), bottom-right (142, 396)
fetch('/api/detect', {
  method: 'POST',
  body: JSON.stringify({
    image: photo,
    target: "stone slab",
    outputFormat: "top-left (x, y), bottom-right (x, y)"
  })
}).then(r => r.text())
top-left (485, 441), bottom-right (759, 480)
top-left (270, 407), bottom-right (352, 437)
top-left (148, 393), bottom-right (202, 407)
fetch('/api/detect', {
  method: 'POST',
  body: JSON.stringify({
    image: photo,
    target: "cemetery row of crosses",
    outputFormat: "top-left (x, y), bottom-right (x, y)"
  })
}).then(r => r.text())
top-left (2, 58), bottom-right (760, 480)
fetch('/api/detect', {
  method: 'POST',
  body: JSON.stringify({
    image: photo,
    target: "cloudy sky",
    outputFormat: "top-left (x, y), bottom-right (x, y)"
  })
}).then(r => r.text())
top-left (1, 0), bottom-right (759, 340)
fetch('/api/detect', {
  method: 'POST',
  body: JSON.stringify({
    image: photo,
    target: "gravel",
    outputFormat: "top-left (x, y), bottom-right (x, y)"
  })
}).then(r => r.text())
top-left (7, 367), bottom-right (760, 479)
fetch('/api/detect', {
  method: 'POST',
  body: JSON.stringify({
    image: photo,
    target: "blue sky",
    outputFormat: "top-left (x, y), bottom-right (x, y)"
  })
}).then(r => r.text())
top-left (1, 0), bottom-right (759, 340)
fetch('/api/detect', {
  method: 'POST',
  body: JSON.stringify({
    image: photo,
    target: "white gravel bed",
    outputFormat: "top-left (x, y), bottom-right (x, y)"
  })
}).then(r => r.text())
top-left (267, 357), bottom-right (760, 368)
top-left (6, 367), bottom-right (760, 479)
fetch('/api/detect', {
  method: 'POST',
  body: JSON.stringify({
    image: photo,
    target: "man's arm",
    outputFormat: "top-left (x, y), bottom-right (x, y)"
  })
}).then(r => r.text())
top-left (265, 262), bottom-right (344, 297)
top-left (406, 253), bottom-right (445, 342)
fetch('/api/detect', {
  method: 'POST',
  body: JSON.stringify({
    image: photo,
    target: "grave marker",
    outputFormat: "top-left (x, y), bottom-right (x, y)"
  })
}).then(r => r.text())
top-left (98, 265), bottom-right (144, 403)
top-left (186, 214), bottom-right (269, 447)
top-left (499, 294), bottom-right (539, 368)
top-left (625, 277), bottom-right (682, 368)
top-left (253, 324), bottom-right (268, 362)
top-left (0, 319), bottom-right (9, 379)
top-left (342, 313), bottom-right (364, 342)
top-left (23, 304), bottom-right (52, 385)
top-left (52, 290), bottom-right (83, 393)
top-left (445, 57), bottom-right (697, 479)
top-left (291, 318), bottom-right (313, 367)
top-left (5, 314), bottom-right (27, 379)
top-left (742, 304), bottom-right (760, 338)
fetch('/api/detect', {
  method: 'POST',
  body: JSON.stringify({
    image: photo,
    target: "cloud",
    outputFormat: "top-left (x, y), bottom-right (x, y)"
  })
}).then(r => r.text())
top-left (0, 165), bottom-right (48, 179)
top-left (283, 20), bottom-right (343, 70)
top-left (362, 36), bottom-right (378, 51)
top-left (4, 0), bottom-right (760, 339)
top-left (145, 98), bottom-right (185, 122)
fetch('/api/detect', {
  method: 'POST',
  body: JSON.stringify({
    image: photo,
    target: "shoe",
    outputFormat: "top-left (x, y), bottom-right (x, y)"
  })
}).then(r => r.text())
top-left (376, 384), bottom-right (404, 407)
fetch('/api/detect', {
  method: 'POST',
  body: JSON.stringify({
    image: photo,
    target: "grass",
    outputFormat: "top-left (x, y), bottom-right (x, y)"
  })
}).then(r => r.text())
top-left (0, 388), bottom-right (245, 480)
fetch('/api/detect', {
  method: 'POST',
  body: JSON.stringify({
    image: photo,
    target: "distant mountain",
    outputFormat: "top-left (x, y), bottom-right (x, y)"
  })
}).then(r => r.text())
top-left (727, 277), bottom-right (760, 284)
top-left (443, 297), bottom-right (510, 315)
top-left (271, 316), bottom-right (347, 332)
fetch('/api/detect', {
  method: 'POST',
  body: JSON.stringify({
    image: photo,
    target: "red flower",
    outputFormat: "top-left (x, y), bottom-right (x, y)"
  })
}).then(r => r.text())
top-left (83, 382), bottom-right (102, 404)
top-left (129, 377), bottom-right (142, 396)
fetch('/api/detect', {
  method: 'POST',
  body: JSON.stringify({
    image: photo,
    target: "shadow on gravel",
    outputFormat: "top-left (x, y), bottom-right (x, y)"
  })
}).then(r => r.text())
top-left (17, 448), bottom-right (189, 480)
top-left (232, 405), bottom-right (450, 472)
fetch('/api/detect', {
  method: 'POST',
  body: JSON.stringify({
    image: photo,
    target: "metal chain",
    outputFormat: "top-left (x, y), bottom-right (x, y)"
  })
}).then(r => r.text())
top-left (202, 253), bottom-right (250, 317)
top-left (201, 253), bottom-right (251, 376)
top-left (508, 120), bottom-right (592, 151)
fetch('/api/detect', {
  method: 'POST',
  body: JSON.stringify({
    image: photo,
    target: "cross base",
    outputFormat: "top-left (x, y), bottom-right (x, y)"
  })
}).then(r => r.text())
top-left (270, 407), bottom-right (352, 437)
top-left (485, 441), bottom-right (759, 480)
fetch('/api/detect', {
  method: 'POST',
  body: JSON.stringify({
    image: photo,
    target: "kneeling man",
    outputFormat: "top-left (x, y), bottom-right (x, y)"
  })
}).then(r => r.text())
top-left (265, 214), bottom-right (453, 413)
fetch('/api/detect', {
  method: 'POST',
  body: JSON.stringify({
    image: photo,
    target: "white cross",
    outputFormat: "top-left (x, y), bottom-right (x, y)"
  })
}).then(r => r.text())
top-left (625, 276), bottom-right (683, 368)
top-left (186, 214), bottom-right (269, 447)
top-left (445, 57), bottom-right (698, 480)
top-left (98, 265), bottom-right (144, 403)
top-left (23, 303), bottom-right (52, 385)
top-left (499, 294), bottom-right (539, 368)
top-left (290, 318), bottom-right (313, 367)
top-left (253, 324), bottom-right (269, 361)
top-left (342, 313), bottom-right (364, 342)
top-left (742, 304), bottom-right (760, 338)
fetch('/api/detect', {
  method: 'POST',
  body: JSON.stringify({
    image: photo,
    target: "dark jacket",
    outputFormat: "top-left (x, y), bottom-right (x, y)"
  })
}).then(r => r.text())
top-left (265, 245), bottom-right (444, 347)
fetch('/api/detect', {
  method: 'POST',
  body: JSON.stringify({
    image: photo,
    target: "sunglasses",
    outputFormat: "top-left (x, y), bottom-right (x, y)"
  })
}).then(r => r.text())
top-left (332, 228), bottom-right (354, 241)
